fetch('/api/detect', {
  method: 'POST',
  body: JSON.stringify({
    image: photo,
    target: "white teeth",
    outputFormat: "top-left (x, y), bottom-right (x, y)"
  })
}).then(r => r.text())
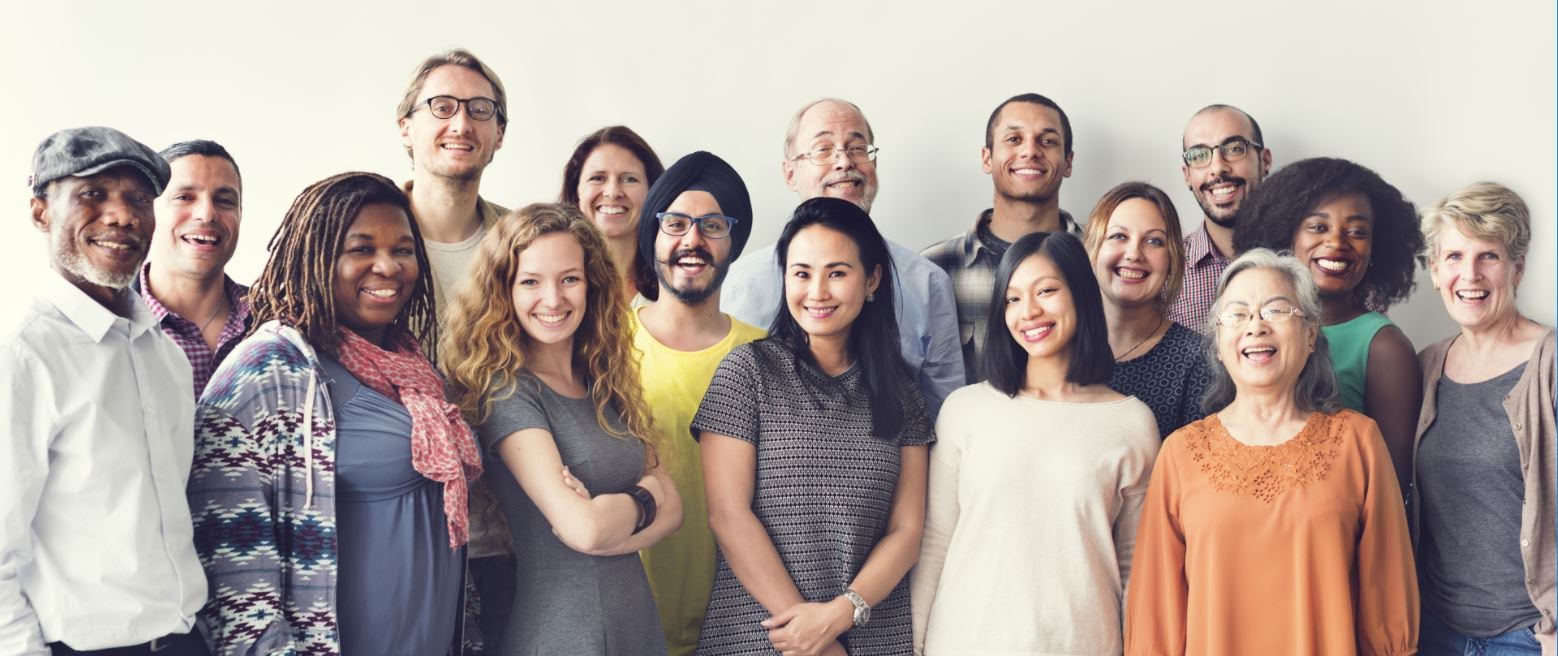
top-left (1242, 346), bottom-right (1276, 356)
top-left (1210, 186), bottom-right (1236, 199)
top-left (1456, 290), bottom-right (1489, 300)
top-left (677, 258), bottom-right (706, 266)
top-left (185, 235), bottom-right (218, 245)
top-left (98, 241), bottom-right (133, 251)
top-left (365, 289), bottom-right (397, 298)
top-left (827, 180), bottom-right (859, 187)
top-left (441, 144), bottom-right (474, 151)
top-left (596, 206), bottom-right (626, 215)
top-left (1316, 259), bottom-right (1349, 272)
top-left (1022, 325), bottom-right (1051, 339)
top-left (535, 312), bottom-right (566, 324)
top-left (1117, 268), bottom-right (1147, 280)
top-left (1014, 168), bottom-right (1043, 175)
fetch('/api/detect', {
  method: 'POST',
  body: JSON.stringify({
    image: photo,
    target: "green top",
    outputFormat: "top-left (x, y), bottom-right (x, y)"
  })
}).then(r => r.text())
top-left (1321, 311), bottom-right (1394, 412)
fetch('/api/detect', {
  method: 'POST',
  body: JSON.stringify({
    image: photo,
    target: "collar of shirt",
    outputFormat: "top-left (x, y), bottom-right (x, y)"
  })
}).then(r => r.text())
top-left (135, 261), bottom-right (253, 330)
top-left (42, 268), bottom-right (157, 343)
top-left (962, 207), bottom-right (1079, 268)
top-left (1185, 221), bottom-right (1227, 269)
top-left (401, 179), bottom-right (502, 227)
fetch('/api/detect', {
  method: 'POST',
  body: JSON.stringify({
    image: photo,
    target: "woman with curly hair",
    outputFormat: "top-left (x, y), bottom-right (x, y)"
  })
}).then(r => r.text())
top-left (1233, 157), bottom-right (1424, 491)
top-left (441, 203), bottom-right (681, 656)
top-left (190, 172), bottom-right (483, 655)
top-left (559, 125), bottom-right (667, 305)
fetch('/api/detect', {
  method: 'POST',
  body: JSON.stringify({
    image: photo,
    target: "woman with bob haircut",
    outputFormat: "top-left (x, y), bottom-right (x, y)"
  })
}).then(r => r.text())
top-left (1412, 182), bottom-right (1555, 654)
top-left (190, 172), bottom-right (483, 655)
top-left (696, 197), bottom-right (933, 656)
top-left (441, 203), bottom-right (682, 656)
top-left (1233, 156), bottom-right (1424, 492)
top-left (1081, 181), bottom-right (1209, 438)
top-left (911, 231), bottom-right (1159, 655)
top-left (559, 125), bottom-right (667, 305)
top-left (1125, 248), bottom-right (1418, 656)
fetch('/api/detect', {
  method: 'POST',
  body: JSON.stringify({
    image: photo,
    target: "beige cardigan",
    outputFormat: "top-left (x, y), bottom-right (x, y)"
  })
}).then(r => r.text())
top-left (1412, 327), bottom-right (1555, 634)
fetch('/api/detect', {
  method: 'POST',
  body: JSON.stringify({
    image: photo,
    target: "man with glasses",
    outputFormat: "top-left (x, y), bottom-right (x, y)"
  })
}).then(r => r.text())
top-left (922, 92), bottom-right (1079, 383)
top-left (723, 97), bottom-right (963, 415)
top-left (1169, 104), bottom-right (1272, 330)
top-left (631, 152), bottom-right (763, 656)
top-left (394, 48), bottom-right (512, 649)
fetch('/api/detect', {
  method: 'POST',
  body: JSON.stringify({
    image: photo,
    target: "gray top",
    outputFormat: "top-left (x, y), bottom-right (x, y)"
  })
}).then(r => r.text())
top-left (319, 355), bottom-right (462, 656)
top-left (1417, 361), bottom-right (1540, 636)
top-left (476, 371), bottom-right (665, 656)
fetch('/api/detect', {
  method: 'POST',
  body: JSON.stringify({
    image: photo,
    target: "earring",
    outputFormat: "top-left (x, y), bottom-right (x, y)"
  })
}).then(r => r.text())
top-left (867, 292), bottom-right (876, 302)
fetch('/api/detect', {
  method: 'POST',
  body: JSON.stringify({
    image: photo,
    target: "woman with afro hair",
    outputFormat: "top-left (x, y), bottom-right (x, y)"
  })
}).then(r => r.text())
top-left (1233, 156), bottom-right (1424, 496)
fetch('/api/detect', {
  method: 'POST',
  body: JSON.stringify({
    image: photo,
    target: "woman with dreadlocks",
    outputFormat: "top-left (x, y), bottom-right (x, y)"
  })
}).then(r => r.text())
top-left (188, 172), bottom-right (483, 656)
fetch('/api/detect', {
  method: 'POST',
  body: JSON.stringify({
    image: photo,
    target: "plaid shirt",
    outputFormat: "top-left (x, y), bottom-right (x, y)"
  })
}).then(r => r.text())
top-left (136, 263), bottom-right (252, 396)
top-left (1166, 222), bottom-right (1229, 334)
top-left (921, 208), bottom-right (1079, 383)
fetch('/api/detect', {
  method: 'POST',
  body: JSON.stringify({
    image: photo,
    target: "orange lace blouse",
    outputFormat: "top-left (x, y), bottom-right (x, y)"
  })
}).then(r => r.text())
top-left (1124, 409), bottom-right (1419, 656)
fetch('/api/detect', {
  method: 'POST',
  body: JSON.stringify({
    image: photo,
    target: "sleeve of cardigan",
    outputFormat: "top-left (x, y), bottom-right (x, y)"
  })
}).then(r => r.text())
top-left (1124, 438), bottom-right (1188, 656)
top-left (1352, 415), bottom-right (1420, 656)
top-left (910, 406), bottom-right (963, 655)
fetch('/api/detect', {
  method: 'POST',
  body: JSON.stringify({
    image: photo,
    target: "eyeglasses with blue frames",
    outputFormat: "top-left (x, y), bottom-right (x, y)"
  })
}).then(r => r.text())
top-left (1216, 305), bottom-right (1306, 327)
top-left (409, 95), bottom-right (501, 122)
top-left (1182, 136), bottom-right (1263, 168)
top-left (655, 212), bottom-right (739, 239)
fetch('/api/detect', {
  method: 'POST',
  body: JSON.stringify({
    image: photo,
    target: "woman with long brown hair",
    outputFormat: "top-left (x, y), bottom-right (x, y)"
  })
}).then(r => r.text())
top-left (559, 125), bottom-right (667, 304)
top-left (442, 203), bottom-right (681, 655)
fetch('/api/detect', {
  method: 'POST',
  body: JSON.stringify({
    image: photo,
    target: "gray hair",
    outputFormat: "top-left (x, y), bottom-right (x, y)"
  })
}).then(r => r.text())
top-left (1200, 248), bottom-right (1342, 415)
top-left (781, 97), bottom-right (874, 159)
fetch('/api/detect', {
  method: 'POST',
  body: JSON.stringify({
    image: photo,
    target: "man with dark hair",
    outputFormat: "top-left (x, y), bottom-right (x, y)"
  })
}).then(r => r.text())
top-left (922, 92), bottom-right (1079, 382)
top-left (140, 139), bottom-right (251, 395)
top-left (396, 47), bottom-right (513, 649)
top-left (722, 98), bottom-right (964, 415)
top-left (1169, 103), bottom-right (1272, 330)
top-left (3, 127), bottom-right (208, 655)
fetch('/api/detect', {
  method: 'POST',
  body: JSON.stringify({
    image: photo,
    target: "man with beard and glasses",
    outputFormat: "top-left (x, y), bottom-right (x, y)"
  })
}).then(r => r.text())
top-left (136, 140), bottom-right (252, 396)
top-left (923, 92), bottom-right (1080, 383)
top-left (630, 152), bottom-right (764, 656)
top-left (722, 98), bottom-right (963, 415)
top-left (395, 49), bottom-right (514, 647)
top-left (1168, 104), bottom-right (1272, 331)
top-left (2, 127), bottom-right (209, 655)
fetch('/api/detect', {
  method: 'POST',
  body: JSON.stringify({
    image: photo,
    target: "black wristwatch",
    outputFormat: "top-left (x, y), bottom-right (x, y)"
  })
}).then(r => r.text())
top-left (627, 485), bottom-right (657, 534)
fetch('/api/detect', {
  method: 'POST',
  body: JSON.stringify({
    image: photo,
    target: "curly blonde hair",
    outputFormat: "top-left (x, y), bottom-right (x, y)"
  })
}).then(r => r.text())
top-left (441, 203), bottom-right (654, 455)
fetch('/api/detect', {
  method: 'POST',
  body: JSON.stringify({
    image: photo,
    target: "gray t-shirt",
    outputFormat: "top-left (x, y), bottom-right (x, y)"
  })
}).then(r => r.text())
top-left (1417, 362), bottom-right (1540, 636)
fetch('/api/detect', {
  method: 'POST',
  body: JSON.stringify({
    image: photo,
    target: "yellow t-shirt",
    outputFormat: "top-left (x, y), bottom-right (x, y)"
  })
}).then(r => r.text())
top-left (631, 309), bottom-right (766, 656)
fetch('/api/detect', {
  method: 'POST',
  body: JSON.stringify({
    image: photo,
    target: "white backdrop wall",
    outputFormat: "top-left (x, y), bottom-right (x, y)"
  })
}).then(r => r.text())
top-left (4, 0), bottom-right (1553, 348)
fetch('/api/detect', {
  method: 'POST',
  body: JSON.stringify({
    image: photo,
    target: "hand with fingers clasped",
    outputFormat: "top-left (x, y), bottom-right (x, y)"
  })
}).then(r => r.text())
top-left (761, 596), bottom-right (855, 656)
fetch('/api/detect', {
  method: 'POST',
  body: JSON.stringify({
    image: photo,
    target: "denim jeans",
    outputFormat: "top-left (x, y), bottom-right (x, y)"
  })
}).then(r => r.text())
top-left (1421, 609), bottom-right (1542, 656)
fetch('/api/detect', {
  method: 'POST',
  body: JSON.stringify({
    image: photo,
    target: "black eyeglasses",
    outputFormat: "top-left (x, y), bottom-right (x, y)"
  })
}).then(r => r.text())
top-left (1182, 137), bottom-right (1262, 168)
top-left (655, 212), bottom-right (739, 239)
top-left (410, 95), bottom-right (501, 122)
top-left (790, 144), bottom-right (880, 166)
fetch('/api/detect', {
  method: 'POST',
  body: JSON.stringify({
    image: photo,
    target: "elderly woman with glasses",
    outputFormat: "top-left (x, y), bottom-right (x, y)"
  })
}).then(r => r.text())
top-left (1125, 249), bottom-right (1417, 656)
top-left (1412, 183), bottom-right (1555, 655)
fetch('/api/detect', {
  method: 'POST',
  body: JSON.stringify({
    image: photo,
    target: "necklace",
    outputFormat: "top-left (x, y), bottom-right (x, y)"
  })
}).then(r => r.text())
top-left (199, 296), bottom-right (229, 335)
top-left (1116, 315), bottom-right (1166, 362)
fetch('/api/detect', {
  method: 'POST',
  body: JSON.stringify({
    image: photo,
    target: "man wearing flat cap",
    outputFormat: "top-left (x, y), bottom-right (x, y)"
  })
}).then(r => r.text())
top-left (1, 127), bottom-right (209, 656)
top-left (631, 151), bottom-right (765, 655)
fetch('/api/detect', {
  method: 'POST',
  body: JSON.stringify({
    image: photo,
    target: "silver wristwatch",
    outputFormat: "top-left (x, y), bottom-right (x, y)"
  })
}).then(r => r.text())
top-left (842, 588), bottom-right (871, 627)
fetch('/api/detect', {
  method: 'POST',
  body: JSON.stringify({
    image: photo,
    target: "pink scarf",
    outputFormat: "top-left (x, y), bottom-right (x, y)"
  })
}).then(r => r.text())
top-left (336, 329), bottom-right (483, 549)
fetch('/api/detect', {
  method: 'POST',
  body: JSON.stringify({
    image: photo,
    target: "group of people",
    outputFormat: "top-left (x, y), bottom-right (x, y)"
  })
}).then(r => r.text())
top-left (2, 46), bottom-right (1552, 656)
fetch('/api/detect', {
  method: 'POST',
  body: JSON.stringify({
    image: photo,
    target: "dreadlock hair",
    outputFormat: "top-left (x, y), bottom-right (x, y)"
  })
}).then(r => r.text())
top-left (441, 203), bottom-right (656, 458)
top-left (247, 171), bottom-right (437, 359)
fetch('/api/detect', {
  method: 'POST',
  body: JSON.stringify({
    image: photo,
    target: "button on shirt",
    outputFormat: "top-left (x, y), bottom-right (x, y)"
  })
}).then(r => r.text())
top-left (0, 272), bottom-right (207, 654)
top-left (721, 238), bottom-right (965, 416)
top-left (1166, 222), bottom-right (1229, 334)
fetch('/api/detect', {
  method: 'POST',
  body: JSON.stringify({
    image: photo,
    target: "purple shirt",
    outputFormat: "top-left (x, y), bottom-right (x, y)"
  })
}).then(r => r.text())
top-left (137, 263), bottom-right (252, 396)
top-left (1167, 222), bottom-right (1229, 333)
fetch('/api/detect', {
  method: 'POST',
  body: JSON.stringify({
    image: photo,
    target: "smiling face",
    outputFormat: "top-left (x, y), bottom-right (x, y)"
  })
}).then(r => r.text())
top-left (1214, 267), bottom-right (1317, 395)
top-left (1092, 198), bottom-right (1172, 308)
top-left (512, 231), bottom-right (588, 349)
top-left (331, 203), bottom-right (419, 346)
top-left (152, 154), bottom-right (242, 281)
top-left (31, 167), bottom-right (158, 302)
top-left (983, 101), bottom-right (1072, 204)
top-left (783, 100), bottom-right (880, 212)
top-left (398, 64), bottom-right (506, 182)
top-left (576, 143), bottom-right (649, 241)
top-left (784, 224), bottom-right (881, 345)
top-left (1429, 220), bottom-right (1525, 331)
top-left (1182, 108), bottom-right (1270, 227)
top-left (1004, 252), bottom-right (1077, 362)
top-left (653, 190), bottom-right (734, 306)
top-left (1291, 192), bottom-right (1373, 299)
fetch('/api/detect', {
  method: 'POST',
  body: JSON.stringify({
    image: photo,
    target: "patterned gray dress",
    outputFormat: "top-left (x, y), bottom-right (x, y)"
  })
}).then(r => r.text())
top-left (476, 372), bottom-right (666, 656)
top-left (692, 340), bottom-right (934, 655)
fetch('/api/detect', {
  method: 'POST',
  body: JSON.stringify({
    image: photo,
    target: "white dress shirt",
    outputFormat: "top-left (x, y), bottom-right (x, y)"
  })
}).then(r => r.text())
top-left (0, 271), bottom-right (207, 654)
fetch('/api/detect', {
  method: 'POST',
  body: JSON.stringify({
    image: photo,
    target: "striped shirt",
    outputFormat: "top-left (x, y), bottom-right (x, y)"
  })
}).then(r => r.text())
top-left (920, 208), bottom-right (1079, 383)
